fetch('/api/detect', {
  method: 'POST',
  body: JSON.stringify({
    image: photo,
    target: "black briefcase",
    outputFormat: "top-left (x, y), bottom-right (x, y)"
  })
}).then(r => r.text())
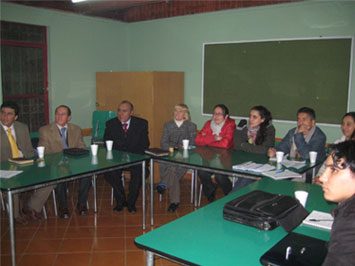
top-left (223, 190), bottom-right (309, 231)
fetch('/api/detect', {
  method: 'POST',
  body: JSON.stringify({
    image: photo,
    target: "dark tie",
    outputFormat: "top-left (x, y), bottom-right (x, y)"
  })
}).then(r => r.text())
top-left (122, 123), bottom-right (128, 133)
top-left (61, 127), bottom-right (68, 148)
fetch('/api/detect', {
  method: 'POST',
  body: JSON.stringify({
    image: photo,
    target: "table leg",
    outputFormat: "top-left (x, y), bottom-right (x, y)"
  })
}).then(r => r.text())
top-left (7, 191), bottom-right (16, 266)
top-left (146, 251), bottom-right (154, 266)
top-left (150, 158), bottom-right (154, 227)
top-left (93, 174), bottom-right (97, 213)
top-left (142, 160), bottom-right (146, 230)
top-left (194, 169), bottom-right (198, 207)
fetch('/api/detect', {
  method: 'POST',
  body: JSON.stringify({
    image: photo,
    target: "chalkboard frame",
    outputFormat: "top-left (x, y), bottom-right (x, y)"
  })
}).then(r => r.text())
top-left (202, 37), bottom-right (353, 125)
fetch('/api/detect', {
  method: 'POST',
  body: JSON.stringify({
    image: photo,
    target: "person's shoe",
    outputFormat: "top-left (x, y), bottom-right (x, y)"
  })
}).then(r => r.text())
top-left (113, 201), bottom-right (127, 212)
top-left (167, 203), bottom-right (179, 212)
top-left (58, 207), bottom-right (70, 219)
top-left (15, 215), bottom-right (28, 225)
top-left (22, 207), bottom-right (42, 220)
top-left (156, 183), bottom-right (167, 194)
top-left (207, 194), bottom-right (215, 203)
top-left (77, 204), bottom-right (88, 216)
top-left (127, 205), bottom-right (137, 213)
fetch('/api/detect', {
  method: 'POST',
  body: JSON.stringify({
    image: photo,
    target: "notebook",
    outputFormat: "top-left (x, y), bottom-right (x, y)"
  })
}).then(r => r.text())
top-left (262, 169), bottom-right (302, 180)
top-left (302, 210), bottom-right (333, 230)
top-left (260, 232), bottom-right (328, 266)
top-left (144, 148), bottom-right (169, 157)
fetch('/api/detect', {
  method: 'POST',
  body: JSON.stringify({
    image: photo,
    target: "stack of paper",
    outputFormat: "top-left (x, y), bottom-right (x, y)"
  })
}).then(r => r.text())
top-left (232, 161), bottom-right (275, 174)
top-left (262, 169), bottom-right (302, 180)
top-left (282, 158), bottom-right (306, 169)
top-left (302, 210), bottom-right (333, 230)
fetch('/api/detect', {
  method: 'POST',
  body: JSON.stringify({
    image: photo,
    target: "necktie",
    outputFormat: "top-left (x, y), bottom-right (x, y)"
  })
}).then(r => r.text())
top-left (7, 128), bottom-right (20, 158)
top-left (61, 127), bottom-right (68, 148)
top-left (122, 123), bottom-right (128, 133)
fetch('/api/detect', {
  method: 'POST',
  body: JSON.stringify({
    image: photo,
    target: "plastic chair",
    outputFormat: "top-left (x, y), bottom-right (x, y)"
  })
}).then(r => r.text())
top-left (91, 110), bottom-right (116, 145)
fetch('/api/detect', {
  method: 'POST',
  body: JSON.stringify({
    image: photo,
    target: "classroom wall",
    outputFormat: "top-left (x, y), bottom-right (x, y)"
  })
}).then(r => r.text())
top-left (1, 3), bottom-right (129, 128)
top-left (127, 1), bottom-right (355, 142)
top-left (1, 1), bottom-right (355, 142)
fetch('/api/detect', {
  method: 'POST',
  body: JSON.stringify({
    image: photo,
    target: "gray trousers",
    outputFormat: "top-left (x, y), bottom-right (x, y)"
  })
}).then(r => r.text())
top-left (27, 186), bottom-right (55, 212)
top-left (159, 163), bottom-right (188, 204)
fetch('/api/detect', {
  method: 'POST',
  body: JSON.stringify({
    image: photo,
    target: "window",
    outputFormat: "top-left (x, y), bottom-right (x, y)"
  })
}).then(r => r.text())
top-left (1, 21), bottom-right (49, 132)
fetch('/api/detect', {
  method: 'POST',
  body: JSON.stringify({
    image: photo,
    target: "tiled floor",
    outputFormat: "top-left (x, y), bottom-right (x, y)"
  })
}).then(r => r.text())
top-left (1, 175), bottom-right (216, 266)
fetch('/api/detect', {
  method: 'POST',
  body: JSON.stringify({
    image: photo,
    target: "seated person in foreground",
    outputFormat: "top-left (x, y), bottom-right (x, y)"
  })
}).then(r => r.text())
top-left (195, 104), bottom-right (236, 202)
top-left (319, 140), bottom-right (355, 265)
top-left (268, 107), bottom-right (326, 162)
top-left (157, 104), bottom-right (197, 212)
top-left (233, 105), bottom-right (275, 190)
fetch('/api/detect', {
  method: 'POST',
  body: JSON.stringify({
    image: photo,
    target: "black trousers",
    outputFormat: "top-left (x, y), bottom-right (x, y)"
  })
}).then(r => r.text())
top-left (104, 165), bottom-right (143, 208)
top-left (198, 170), bottom-right (232, 198)
top-left (56, 177), bottom-right (92, 209)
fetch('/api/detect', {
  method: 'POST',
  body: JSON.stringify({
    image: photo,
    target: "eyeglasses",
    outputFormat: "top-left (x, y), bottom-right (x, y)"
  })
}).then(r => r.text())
top-left (213, 112), bottom-right (224, 116)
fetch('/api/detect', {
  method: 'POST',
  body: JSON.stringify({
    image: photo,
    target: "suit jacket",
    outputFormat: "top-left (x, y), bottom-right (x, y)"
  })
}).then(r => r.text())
top-left (38, 122), bottom-right (85, 154)
top-left (0, 121), bottom-right (34, 161)
top-left (104, 116), bottom-right (149, 154)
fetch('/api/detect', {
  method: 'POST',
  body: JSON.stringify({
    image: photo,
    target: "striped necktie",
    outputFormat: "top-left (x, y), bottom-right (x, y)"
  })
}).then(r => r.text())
top-left (61, 127), bottom-right (68, 149)
top-left (7, 128), bottom-right (20, 158)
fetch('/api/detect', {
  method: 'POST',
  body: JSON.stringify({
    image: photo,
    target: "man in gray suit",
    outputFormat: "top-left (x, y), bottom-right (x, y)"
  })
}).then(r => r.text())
top-left (0, 101), bottom-right (34, 224)
top-left (36, 105), bottom-right (90, 218)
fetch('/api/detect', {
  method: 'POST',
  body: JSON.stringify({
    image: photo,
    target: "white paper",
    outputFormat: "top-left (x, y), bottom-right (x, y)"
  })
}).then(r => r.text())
top-left (233, 162), bottom-right (275, 173)
top-left (303, 210), bottom-right (333, 230)
top-left (262, 169), bottom-right (302, 180)
top-left (0, 170), bottom-right (23, 179)
top-left (282, 158), bottom-right (306, 169)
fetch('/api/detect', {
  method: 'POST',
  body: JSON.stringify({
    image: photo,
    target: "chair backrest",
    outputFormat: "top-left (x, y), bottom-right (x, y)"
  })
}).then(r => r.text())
top-left (92, 110), bottom-right (116, 141)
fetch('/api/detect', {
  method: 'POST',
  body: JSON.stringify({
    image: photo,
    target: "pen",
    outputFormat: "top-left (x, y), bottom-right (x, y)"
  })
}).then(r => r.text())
top-left (285, 246), bottom-right (292, 260)
top-left (309, 219), bottom-right (333, 222)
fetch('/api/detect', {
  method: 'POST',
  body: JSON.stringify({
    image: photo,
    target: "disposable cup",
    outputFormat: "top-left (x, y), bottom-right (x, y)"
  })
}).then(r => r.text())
top-left (37, 146), bottom-right (45, 159)
top-left (309, 151), bottom-right (317, 164)
top-left (182, 139), bottom-right (189, 150)
top-left (295, 190), bottom-right (308, 207)
top-left (106, 140), bottom-right (113, 151)
top-left (90, 144), bottom-right (98, 156)
top-left (276, 151), bottom-right (284, 163)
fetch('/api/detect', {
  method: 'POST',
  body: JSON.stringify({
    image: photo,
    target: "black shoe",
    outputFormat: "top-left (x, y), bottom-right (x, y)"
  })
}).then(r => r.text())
top-left (207, 194), bottom-right (215, 203)
top-left (77, 204), bottom-right (88, 216)
top-left (127, 205), bottom-right (137, 213)
top-left (113, 201), bottom-right (127, 212)
top-left (156, 183), bottom-right (167, 194)
top-left (167, 203), bottom-right (179, 212)
top-left (59, 207), bottom-right (70, 219)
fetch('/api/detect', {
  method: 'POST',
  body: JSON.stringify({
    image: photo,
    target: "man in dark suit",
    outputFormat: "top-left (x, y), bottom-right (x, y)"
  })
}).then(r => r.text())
top-left (104, 100), bottom-right (149, 213)
top-left (0, 101), bottom-right (34, 224)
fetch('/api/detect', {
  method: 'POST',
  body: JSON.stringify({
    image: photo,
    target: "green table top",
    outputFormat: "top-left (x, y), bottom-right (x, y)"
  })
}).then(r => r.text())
top-left (135, 178), bottom-right (335, 266)
top-left (0, 149), bottom-right (149, 191)
top-left (155, 146), bottom-right (315, 176)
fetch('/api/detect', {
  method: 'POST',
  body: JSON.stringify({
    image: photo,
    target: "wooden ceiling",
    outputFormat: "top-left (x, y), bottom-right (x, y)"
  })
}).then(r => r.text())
top-left (5, 0), bottom-right (299, 23)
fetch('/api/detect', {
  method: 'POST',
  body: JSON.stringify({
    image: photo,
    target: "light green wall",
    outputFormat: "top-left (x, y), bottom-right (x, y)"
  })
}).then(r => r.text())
top-left (1, 3), bottom-right (129, 128)
top-left (1, 1), bottom-right (355, 142)
top-left (127, 1), bottom-right (355, 142)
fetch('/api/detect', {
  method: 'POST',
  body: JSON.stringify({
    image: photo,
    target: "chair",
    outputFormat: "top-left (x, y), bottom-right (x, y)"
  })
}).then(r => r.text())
top-left (91, 110), bottom-right (116, 145)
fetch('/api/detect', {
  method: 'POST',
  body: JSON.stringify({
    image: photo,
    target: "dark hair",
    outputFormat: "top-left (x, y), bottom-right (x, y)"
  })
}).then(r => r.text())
top-left (330, 140), bottom-right (355, 174)
top-left (297, 107), bottom-right (316, 120)
top-left (55, 105), bottom-right (71, 116)
top-left (251, 105), bottom-right (272, 145)
top-left (1, 101), bottom-right (19, 116)
top-left (120, 100), bottom-right (134, 111)
top-left (213, 104), bottom-right (229, 117)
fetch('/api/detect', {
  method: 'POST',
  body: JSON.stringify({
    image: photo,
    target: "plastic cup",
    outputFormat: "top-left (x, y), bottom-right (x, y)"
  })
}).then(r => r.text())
top-left (276, 151), bottom-right (284, 163)
top-left (37, 146), bottom-right (45, 159)
top-left (169, 147), bottom-right (174, 153)
top-left (90, 144), bottom-right (98, 156)
top-left (295, 190), bottom-right (308, 207)
top-left (182, 139), bottom-right (189, 150)
top-left (38, 160), bottom-right (46, 168)
top-left (309, 151), bottom-right (317, 164)
top-left (106, 140), bottom-right (113, 151)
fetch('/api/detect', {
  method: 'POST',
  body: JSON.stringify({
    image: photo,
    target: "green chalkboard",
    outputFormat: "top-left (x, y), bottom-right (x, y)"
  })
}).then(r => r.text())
top-left (203, 38), bottom-right (352, 124)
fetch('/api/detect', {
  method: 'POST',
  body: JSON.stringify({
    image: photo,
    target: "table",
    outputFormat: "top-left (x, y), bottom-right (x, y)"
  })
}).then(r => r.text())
top-left (149, 147), bottom-right (320, 226)
top-left (135, 178), bottom-right (335, 266)
top-left (0, 149), bottom-right (149, 266)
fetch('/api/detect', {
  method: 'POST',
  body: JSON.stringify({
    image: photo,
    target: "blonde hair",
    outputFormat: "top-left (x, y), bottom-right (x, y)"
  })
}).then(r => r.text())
top-left (174, 103), bottom-right (191, 121)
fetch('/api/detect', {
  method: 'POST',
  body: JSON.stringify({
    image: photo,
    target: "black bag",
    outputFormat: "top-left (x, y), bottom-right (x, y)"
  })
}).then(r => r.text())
top-left (223, 190), bottom-right (309, 231)
top-left (63, 148), bottom-right (89, 156)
